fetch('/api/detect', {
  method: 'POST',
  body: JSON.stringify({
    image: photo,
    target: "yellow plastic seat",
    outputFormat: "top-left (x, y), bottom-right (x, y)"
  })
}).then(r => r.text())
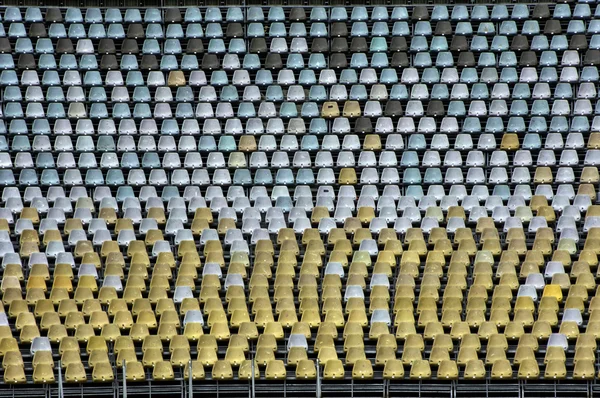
top-left (545, 359), bottom-right (567, 379)
top-left (183, 361), bottom-right (205, 380)
top-left (382, 359), bottom-right (404, 380)
top-left (363, 134), bottom-right (382, 150)
top-left (125, 362), bottom-right (146, 382)
top-left (573, 359), bottom-right (595, 379)
top-left (212, 360), bottom-right (234, 380)
top-left (409, 359), bottom-right (431, 380)
top-left (265, 360), bottom-right (286, 380)
top-left (339, 168), bottom-right (357, 185)
top-left (321, 102), bottom-right (340, 118)
top-left (296, 359), bottom-right (316, 379)
top-left (152, 361), bottom-right (175, 381)
top-left (581, 167), bottom-right (600, 183)
top-left (238, 135), bottom-right (257, 152)
top-left (33, 363), bottom-right (55, 383)
top-left (92, 362), bottom-right (114, 382)
top-left (65, 362), bottom-right (87, 383)
top-left (323, 359), bottom-right (345, 380)
top-left (351, 359), bottom-right (373, 380)
top-left (342, 101), bottom-right (361, 117)
top-left (3, 363), bottom-right (26, 384)
top-left (500, 133), bottom-right (519, 150)
top-left (517, 359), bottom-right (539, 380)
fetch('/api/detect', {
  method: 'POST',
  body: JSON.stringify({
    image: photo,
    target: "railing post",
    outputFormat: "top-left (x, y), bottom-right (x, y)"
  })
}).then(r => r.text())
top-left (316, 359), bottom-right (321, 398)
top-left (188, 360), bottom-right (193, 398)
top-left (123, 361), bottom-right (127, 398)
top-left (57, 360), bottom-right (64, 398)
top-left (251, 359), bottom-right (256, 398)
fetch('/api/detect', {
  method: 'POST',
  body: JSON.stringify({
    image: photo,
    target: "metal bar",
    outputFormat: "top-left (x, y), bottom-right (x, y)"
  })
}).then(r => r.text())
top-left (316, 359), bottom-right (321, 398)
top-left (57, 360), bottom-right (64, 398)
top-left (188, 360), bottom-right (193, 398)
top-left (251, 359), bottom-right (256, 398)
top-left (123, 361), bottom-right (127, 398)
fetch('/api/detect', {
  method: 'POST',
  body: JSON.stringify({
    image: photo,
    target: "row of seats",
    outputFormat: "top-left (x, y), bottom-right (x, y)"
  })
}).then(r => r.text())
top-left (3, 117), bottom-right (600, 136)
top-left (6, 19), bottom-right (600, 39)
top-left (4, 82), bottom-right (600, 103)
top-left (0, 4), bottom-right (597, 23)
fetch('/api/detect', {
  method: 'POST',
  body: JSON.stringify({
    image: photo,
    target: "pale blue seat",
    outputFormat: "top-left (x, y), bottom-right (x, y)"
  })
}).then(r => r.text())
top-left (463, 118), bottom-right (481, 133)
top-left (436, 52), bottom-right (454, 67)
top-left (371, 36), bottom-right (388, 52)
top-left (203, 7), bottom-right (221, 22)
top-left (310, 8), bottom-right (327, 22)
top-left (254, 169), bottom-right (273, 185)
top-left (392, 22), bottom-right (409, 36)
top-left (8, 23), bottom-right (26, 38)
top-left (185, 23), bottom-right (203, 38)
top-left (15, 38), bottom-right (33, 53)
top-left (550, 36), bottom-right (568, 51)
top-left (554, 4), bottom-right (572, 19)
top-left (68, 23), bottom-right (86, 39)
top-left (424, 168), bottom-right (442, 184)
top-left (403, 168), bottom-right (421, 185)
top-left (351, 22), bottom-right (368, 37)
top-left (269, 23), bottom-right (286, 37)
top-left (372, 7), bottom-right (388, 21)
top-left (451, 6), bottom-right (469, 21)
top-left (0, 54), bottom-right (13, 69)
top-left (247, 22), bottom-right (264, 38)
top-left (485, 117), bottom-right (504, 133)
top-left (505, 117), bottom-right (525, 133)
top-left (207, 39), bottom-right (226, 53)
top-left (248, 7), bottom-right (264, 22)
top-left (80, 54), bottom-right (98, 70)
top-left (124, 9), bottom-right (142, 23)
top-left (287, 53), bottom-right (304, 69)
top-left (380, 69), bottom-right (398, 84)
top-left (471, 36), bottom-right (488, 51)
top-left (447, 101), bottom-right (466, 117)
top-left (455, 22), bottom-right (473, 36)
top-left (550, 117), bottom-right (569, 133)
top-left (431, 6), bottom-right (449, 21)
top-left (107, 24), bottom-right (125, 39)
top-left (391, 7), bottom-right (408, 21)
top-left (410, 36), bottom-right (428, 52)
top-left (340, 69), bottom-right (357, 84)
top-left (35, 39), bottom-right (54, 54)
top-left (499, 68), bottom-right (518, 83)
top-left (105, 9), bottom-right (122, 23)
top-left (491, 5), bottom-right (509, 21)
top-left (568, 20), bottom-right (586, 35)
top-left (351, 6), bottom-right (368, 21)
top-left (289, 23), bottom-right (306, 37)
top-left (540, 51), bottom-right (558, 67)
top-left (589, 21), bottom-right (600, 35)
top-left (160, 55), bottom-right (178, 70)
top-left (268, 7), bottom-right (285, 22)
top-left (65, 8), bottom-right (83, 23)
top-left (472, 6), bottom-right (489, 21)
top-left (512, 5), bottom-right (529, 20)
top-left (407, 135), bottom-right (426, 151)
top-left (166, 24), bottom-right (184, 39)
top-left (310, 118), bottom-right (327, 134)
top-left (430, 37), bottom-right (448, 52)
top-left (414, 21), bottom-right (432, 36)
top-left (330, 7), bottom-right (347, 21)
top-left (144, 8), bottom-right (161, 23)
top-left (531, 100), bottom-right (549, 116)
top-left (350, 53), bottom-right (368, 69)
top-left (164, 39), bottom-right (182, 55)
top-left (265, 85), bottom-right (284, 102)
top-left (19, 169), bottom-right (36, 185)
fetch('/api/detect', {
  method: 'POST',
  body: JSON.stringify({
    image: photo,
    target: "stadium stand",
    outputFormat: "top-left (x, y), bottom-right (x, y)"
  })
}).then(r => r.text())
top-left (0, 2), bottom-right (600, 397)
